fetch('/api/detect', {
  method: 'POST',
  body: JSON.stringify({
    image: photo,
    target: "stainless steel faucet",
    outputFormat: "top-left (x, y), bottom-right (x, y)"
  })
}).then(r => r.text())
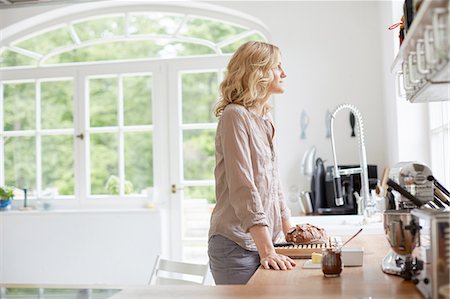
top-left (330, 104), bottom-right (370, 210)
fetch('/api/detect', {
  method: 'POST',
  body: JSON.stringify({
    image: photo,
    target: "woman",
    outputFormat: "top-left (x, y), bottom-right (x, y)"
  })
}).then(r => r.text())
top-left (208, 41), bottom-right (296, 285)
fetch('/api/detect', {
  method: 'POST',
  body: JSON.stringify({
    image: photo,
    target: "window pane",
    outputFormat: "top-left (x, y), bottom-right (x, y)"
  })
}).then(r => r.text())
top-left (89, 77), bottom-right (117, 127)
top-left (125, 131), bottom-right (153, 194)
top-left (129, 13), bottom-right (184, 35)
top-left (181, 72), bottom-right (218, 124)
top-left (164, 43), bottom-right (215, 57)
top-left (182, 187), bottom-right (213, 239)
top-left (0, 50), bottom-right (37, 67)
top-left (3, 82), bottom-right (35, 131)
top-left (182, 186), bottom-right (214, 263)
top-left (14, 26), bottom-right (73, 55)
top-left (182, 196), bottom-right (210, 239)
top-left (74, 16), bottom-right (125, 41)
top-left (41, 80), bottom-right (74, 129)
top-left (90, 133), bottom-right (118, 195)
top-left (124, 75), bottom-right (153, 125)
top-left (42, 135), bottom-right (74, 196)
top-left (221, 33), bottom-right (266, 54)
top-left (45, 41), bottom-right (214, 64)
top-left (4, 136), bottom-right (36, 195)
top-left (179, 17), bottom-right (247, 43)
top-left (429, 102), bottom-right (444, 130)
top-left (183, 129), bottom-right (215, 180)
top-left (184, 185), bottom-right (215, 204)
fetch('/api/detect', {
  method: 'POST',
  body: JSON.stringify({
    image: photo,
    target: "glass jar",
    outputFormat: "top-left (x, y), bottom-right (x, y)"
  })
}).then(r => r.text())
top-left (322, 248), bottom-right (343, 277)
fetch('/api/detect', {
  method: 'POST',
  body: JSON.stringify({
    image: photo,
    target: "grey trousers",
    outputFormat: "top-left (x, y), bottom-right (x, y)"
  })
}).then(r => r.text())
top-left (208, 234), bottom-right (260, 285)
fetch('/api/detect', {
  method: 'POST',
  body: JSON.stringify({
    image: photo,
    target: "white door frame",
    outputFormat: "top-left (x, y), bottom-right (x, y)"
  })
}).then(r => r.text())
top-left (167, 55), bottom-right (230, 260)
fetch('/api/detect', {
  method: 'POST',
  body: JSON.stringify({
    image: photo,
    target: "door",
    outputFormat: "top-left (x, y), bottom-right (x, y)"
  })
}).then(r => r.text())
top-left (168, 56), bottom-right (228, 262)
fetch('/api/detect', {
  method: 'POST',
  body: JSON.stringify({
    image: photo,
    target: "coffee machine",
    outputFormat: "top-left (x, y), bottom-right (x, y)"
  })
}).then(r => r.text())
top-left (311, 161), bottom-right (377, 215)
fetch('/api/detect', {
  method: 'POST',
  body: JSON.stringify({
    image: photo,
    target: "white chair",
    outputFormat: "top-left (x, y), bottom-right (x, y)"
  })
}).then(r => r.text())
top-left (149, 255), bottom-right (209, 285)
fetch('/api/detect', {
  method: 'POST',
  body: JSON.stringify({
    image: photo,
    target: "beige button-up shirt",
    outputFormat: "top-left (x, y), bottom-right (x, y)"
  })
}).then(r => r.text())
top-left (209, 104), bottom-right (291, 251)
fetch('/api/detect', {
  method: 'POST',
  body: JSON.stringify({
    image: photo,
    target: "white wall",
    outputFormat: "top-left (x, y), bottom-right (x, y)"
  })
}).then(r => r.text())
top-left (215, 1), bottom-right (391, 195)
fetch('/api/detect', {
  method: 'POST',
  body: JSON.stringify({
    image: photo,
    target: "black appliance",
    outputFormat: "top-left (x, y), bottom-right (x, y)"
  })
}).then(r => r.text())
top-left (310, 158), bottom-right (326, 212)
top-left (311, 162), bottom-right (378, 215)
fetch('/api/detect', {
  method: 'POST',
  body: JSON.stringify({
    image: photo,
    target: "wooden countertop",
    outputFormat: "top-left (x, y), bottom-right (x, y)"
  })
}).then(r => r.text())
top-left (109, 234), bottom-right (423, 299)
top-left (247, 234), bottom-right (422, 298)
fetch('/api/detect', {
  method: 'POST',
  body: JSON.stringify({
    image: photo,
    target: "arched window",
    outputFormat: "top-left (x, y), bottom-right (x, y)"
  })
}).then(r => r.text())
top-left (1, 9), bottom-right (266, 68)
top-left (1, 1), bottom-right (270, 262)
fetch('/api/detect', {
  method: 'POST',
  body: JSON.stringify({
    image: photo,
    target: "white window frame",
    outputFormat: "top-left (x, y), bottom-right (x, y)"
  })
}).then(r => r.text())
top-left (428, 101), bottom-right (450, 190)
top-left (0, 60), bottom-right (167, 208)
top-left (0, 2), bottom-right (270, 210)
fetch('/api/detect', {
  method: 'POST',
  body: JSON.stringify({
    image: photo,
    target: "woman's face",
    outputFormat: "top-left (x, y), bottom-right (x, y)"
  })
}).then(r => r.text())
top-left (268, 61), bottom-right (287, 94)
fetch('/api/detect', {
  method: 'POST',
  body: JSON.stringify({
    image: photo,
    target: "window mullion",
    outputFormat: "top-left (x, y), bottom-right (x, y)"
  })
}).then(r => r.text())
top-left (75, 71), bottom-right (88, 203)
top-left (118, 75), bottom-right (125, 196)
top-left (68, 22), bottom-right (81, 45)
top-left (0, 83), bottom-right (4, 186)
top-left (173, 15), bottom-right (189, 37)
top-left (36, 80), bottom-right (42, 196)
top-left (124, 13), bottom-right (130, 37)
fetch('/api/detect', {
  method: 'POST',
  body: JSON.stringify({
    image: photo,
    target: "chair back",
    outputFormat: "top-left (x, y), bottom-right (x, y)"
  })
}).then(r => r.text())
top-left (149, 255), bottom-right (209, 285)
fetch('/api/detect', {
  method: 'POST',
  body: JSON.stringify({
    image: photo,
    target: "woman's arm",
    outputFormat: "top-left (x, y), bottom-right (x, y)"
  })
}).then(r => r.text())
top-left (281, 217), bottom-right (293, 237)
top-left (249, 224), bottom-right (296, 270)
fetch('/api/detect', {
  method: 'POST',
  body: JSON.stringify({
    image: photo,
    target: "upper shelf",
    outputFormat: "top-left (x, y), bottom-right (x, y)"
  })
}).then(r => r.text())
top-left (392, 0), bottom-right (450, 103)
top-left (391, 0), bottom-right (448, 72)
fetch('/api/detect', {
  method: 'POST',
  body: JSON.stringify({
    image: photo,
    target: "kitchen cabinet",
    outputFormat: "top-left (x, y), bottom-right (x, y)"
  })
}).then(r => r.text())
top-left (394, 0), bottom-right (450, 103)
top-left (0, 209), bottom-right (161, 285)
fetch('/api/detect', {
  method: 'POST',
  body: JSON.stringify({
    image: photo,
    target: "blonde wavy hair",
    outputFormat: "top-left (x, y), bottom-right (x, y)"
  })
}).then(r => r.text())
top-left (213, 41), bottom-right (281, 117)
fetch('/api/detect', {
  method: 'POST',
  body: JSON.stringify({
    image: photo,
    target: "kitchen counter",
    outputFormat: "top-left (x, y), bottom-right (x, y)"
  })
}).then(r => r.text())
top-left (108, 234), bottom-right (423, 299)
top-left (247, 234), bottom-right (422, 298)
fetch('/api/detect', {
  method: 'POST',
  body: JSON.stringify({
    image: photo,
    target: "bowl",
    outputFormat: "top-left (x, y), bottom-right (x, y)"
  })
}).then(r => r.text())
top-left (383, 209), bottom-right (419, 256)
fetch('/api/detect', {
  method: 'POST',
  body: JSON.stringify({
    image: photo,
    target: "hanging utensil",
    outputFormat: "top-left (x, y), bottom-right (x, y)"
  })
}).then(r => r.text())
top-left (349, 112), bottom-right (356, 137)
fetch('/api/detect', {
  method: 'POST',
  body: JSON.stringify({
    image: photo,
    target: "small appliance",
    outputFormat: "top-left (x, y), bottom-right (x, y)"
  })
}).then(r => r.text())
top-left (382, 209), bottom-right (422, 280)
top-left (411, 208), bottom-right (450, 299)
top-left (381, 161), bottom-right (450, 291)
top-left (310, 162), bottom-right (377, 215)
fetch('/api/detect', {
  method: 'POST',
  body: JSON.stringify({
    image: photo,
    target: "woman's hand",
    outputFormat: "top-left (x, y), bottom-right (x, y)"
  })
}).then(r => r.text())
top-left (260, 252), bottom-right (296, 270)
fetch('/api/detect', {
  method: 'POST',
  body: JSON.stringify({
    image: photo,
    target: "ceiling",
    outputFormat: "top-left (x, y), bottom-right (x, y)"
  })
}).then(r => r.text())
top-left (0, 0), bottom-right (102, 8)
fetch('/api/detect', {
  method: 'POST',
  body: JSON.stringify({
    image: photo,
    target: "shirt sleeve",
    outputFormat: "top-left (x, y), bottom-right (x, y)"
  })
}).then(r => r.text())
top-left (267, 113), bottom-right (291, 220)
top-left (220, 109), bottom-right (268, 232)
top-left (277, 175), bottom-right (291, 220)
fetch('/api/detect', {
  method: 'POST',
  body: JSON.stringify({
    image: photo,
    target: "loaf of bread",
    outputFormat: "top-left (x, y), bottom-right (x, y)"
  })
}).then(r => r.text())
top-left (285, 223), bottom-right (327, 244)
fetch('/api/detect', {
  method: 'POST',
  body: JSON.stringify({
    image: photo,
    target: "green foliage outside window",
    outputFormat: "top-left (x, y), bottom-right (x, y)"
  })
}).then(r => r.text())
top-left (74, 16), bottom-right (126, 41)
top-left (184, 185), bottom-right (216, 205)
top-left (41, 80), bottom-right (73, 129)
top-left (4, 83), bottom-right (35, 131)
top-left (42, 135), bottom-right (74, 195)
top-left (179, 17), bottom-right (247, 43)
top-left (0, 50), bottom-right (36, 67)
top-left (221, 32), bottom-right (265, 53)
top-left (128, 13), bottom-right (184, 35)
top-left (182, 72), bottom-right (218, 124)
top-left (89, 77), bottom-right (118, 127)
top-left (0, 13), bottom-right (266, 68)
top-left (4, 136), bottom-right (36, 193)
top-left (15, 26), bottom-right (73, 55)
top-left (1, 12), bottom-right (266, 201)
